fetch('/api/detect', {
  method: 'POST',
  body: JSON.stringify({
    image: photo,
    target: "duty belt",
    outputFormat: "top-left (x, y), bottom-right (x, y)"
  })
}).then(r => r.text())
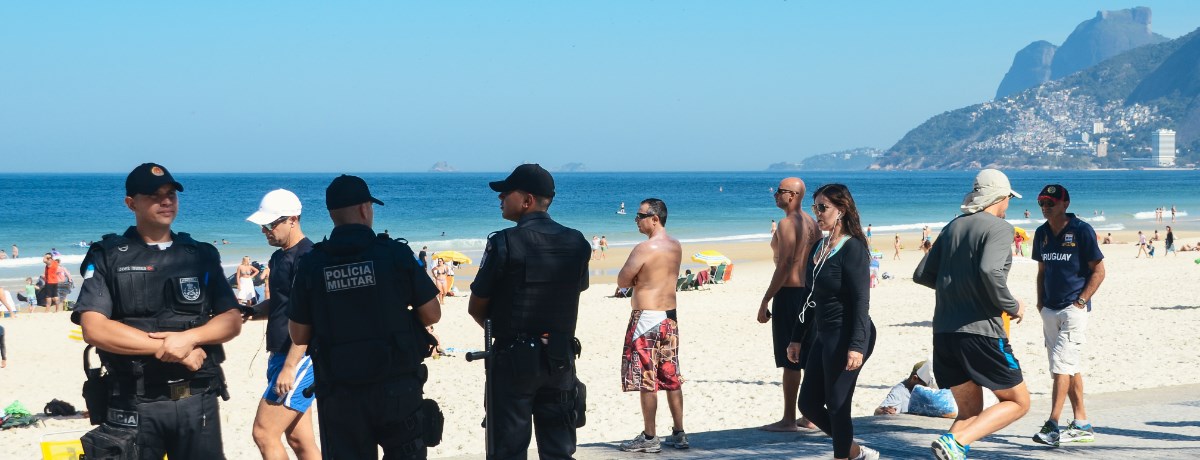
top-left (119, 378), bottom-right (215, 401)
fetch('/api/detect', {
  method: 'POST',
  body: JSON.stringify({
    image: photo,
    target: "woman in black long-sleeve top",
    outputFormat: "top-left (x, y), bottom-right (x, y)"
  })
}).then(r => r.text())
top-left (787, 183), bottom-right (878, 460)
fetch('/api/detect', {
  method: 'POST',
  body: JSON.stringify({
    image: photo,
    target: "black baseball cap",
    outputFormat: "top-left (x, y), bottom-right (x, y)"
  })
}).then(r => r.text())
top-left (1038, 184), bottom-right (1070, 202)
top-left (489, 163), bottom-right (555, 198)
top-left (326, 174), bottom-right (384, 210)
top-left (125, 163), bottom-right (184, 197)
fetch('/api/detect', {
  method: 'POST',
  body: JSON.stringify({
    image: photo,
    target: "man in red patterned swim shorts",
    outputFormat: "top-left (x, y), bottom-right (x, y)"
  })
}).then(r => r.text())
top-left (617, 198), bottom-right (687, 453)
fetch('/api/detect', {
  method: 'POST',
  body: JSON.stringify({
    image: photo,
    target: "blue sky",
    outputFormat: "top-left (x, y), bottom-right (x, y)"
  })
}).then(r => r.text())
top-left (2, 2), bottom-right (1198, 172)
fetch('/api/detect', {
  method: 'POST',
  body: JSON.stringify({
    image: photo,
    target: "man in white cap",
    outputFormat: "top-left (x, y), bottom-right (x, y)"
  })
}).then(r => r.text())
top-left (245, 189), bottom-right (320, 460)
top-left (914, 169), bottom-right (1031, 460)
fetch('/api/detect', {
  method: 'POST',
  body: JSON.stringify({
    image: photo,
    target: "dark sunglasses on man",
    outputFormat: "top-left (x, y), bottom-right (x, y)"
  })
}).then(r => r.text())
top-left (261, 216), bottom-right (290, 231)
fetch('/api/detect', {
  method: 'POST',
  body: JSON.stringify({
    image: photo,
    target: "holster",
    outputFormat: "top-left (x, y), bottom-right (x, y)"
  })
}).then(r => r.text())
top-left (82, 345), bottom-right (111, 426)
top-left (571, 376), bottom-right (587, 428)
top-left (80, 424), bottom-right (139, 459)
top-left (420, 399), bottom-right (444, 447)
top-left (545, 334), bottom-right (574, 374)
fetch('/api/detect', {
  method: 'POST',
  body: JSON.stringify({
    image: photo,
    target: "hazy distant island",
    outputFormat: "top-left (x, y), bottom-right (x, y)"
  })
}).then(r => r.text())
top-left (767, 148), bottom-right (881, 171)
top-left (558, 162), bottom-right (588, 172)
top-left (428, 161), bottom-right (457, 172)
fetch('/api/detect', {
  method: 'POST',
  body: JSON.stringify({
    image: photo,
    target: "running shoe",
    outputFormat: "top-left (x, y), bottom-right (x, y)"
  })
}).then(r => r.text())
top-left (931, 433), bottom-right (968, 460)
top-left (853, 445), bottom-right (880, 460)
top-left (1032, 420), bottom-right (1061, 447)
top-left (620, 432), bottom-right (662, 453)
top-left (664, 429), bottom-right (689, 449)
top-left (1059, 421), bottom-right (1095, 444)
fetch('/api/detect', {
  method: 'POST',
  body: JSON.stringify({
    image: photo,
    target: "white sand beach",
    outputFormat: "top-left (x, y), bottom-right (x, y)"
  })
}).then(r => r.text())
top-left (2, 238), bottom-right (1199, 458)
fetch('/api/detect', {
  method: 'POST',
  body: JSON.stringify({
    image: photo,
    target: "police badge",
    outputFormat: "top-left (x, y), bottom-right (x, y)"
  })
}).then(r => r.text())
top-left (179, 277), bottom-right (202, 302)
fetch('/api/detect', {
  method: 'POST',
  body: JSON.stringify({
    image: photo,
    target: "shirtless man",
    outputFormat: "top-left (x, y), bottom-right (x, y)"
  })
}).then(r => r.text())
top-left (617, 198), bottom-right (688, 453)
top-left (758, 177), bottom-right (822, 431)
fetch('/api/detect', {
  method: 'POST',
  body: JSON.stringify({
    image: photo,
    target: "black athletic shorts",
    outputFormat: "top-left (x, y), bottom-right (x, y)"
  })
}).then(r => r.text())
top-left (772, 286), bottom-right (812, 370)
top-left (932, 332), bottom-right (1024, 391)
top-left (41, 283), bottom-right (59, 298)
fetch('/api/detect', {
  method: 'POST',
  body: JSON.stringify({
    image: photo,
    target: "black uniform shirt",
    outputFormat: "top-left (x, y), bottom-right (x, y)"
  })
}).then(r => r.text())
top-left (71, 226), bottom-right (239, 324)
top-left (289, 224), bottom-right (439, 325)
top-left (470, 212), bottom-right (590, 298)
top-left (266, 237), bottom-right (314, 353)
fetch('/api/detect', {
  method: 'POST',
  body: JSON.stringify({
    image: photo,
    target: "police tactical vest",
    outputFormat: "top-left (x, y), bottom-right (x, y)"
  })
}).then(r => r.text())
top-left (489, 223), bottom-right (588, 341)
top-left (306, 234), bottom-right (426, 386)
top-left (89, 231), bottom-right (226, 384)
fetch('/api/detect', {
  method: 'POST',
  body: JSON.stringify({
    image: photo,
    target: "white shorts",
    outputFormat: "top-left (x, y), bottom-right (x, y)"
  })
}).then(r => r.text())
top-left (1041, 305), bottom-right (1088, 375)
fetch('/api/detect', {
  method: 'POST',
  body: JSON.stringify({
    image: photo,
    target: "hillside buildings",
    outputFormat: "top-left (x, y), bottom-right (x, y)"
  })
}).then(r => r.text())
top-left (1152, 129), bottom-right (1176, 166)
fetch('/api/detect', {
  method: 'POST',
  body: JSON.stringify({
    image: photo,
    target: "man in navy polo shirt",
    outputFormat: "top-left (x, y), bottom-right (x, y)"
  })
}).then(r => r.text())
top-left (1030, 184), bottom-right (1106, 447)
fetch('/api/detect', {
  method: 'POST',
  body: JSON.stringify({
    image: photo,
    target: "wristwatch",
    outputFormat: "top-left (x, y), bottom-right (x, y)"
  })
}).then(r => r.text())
top-left (1074, 297), bottom-right (1088, 307)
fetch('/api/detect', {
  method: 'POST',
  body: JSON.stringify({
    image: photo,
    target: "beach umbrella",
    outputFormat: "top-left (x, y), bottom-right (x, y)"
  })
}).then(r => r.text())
top-left (1013, 226), bottom-right (1029, 240)
top-left (691, 250), bottom-right (731, 266)
top-left (432, 251), bottom-right (472, 265)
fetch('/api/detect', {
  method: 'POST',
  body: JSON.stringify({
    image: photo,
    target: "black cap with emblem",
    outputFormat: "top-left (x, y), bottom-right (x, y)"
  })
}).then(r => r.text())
top-left (489, 163), bottom-right (555, 198)
top-left (125, 163), bottom-right (184, 197)
top-left (326, 174), bottom-right (385, 210)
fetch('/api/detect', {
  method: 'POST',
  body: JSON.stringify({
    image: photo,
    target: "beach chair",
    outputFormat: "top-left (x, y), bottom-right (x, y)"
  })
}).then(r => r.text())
top-left (723, 264), bottom-right (734, 282)
top-left (713, 264), bottom-right (727, 284)
top-left (676, 277), bottom-right (688, 291)
top-left (684, 273), bottom-right (696, 291)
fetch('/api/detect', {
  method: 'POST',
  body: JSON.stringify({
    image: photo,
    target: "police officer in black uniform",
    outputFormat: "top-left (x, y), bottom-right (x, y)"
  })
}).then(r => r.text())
top-left (288, 174), bottom-right (443, 460)
top-left (468, 164), bottom-right (591, 460)
top-left (73, 163), bottom-right (243, 459)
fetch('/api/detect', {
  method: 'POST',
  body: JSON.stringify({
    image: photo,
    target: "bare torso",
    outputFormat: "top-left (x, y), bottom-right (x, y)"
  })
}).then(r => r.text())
top-left (625, 234), bottom-right (682, 311)
top-left (771, 212), bottom-right (819, 288)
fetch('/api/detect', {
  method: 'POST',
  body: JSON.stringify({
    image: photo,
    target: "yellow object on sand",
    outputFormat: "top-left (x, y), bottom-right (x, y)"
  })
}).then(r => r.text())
top-left (691, 250), bottom-right (732, 266)
top-left (431, 251), bottom-right (472, 265)
top-left (1013, 226), bottom-right (1029, 240)
top-left (68, 327), bottom-right (83, 342)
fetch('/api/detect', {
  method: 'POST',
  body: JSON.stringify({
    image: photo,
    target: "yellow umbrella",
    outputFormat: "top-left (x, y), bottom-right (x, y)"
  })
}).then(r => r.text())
top-left (431, 251), bottom-right (472, 265)
top-left (691, 250), bottom-right (731, 266)
top-left (1013, 226), bottom-right (1029, 240)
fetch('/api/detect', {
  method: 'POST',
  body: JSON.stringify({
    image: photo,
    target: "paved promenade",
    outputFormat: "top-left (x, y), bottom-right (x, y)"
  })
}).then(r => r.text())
top-left (442, 383), bottom-right (1200, 459)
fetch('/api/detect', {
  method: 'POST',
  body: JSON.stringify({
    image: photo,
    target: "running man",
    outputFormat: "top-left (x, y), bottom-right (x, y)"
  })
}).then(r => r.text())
top-left (915, 169), bottom-right (1031, 459)
top-left (617, 198), bottom-right (688, 452)
top-left (758, 177), bottom-right (821, 432)
top-left (1031, 185), bottom-right (1105, 447)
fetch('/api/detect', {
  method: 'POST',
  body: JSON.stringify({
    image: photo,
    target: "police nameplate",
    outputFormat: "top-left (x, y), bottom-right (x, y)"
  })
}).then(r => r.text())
top-left (179, 277), bottom-right (202, 301)
top-left (324, 261), bottom-right (376, 292)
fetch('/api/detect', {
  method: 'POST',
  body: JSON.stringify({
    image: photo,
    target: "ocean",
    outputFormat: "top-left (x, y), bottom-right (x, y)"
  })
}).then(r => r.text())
top-left (1, 170), bottom-right (1197, 289)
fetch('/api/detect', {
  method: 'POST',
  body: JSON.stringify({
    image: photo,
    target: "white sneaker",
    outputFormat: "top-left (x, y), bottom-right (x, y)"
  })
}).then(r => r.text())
top-left (853, 445), bottom-right (880, 460)
top-left (619, 432), bottom-right (662, 453)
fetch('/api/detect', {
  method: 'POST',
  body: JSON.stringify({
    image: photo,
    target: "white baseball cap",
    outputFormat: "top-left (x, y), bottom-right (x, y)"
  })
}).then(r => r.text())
top-left (960, 169), bottom-right (1021, 214)
top-left (247, 189), bottom-right (303, 226)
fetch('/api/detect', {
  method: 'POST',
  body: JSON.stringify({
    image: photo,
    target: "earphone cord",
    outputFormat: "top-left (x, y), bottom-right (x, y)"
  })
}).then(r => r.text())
top-left (799, 235), bottom-right (836, 324)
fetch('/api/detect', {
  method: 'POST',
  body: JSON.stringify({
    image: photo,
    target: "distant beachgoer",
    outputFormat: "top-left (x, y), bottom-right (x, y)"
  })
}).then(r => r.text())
top-left (921, 239), bottom-right (932, 254)
top-left (0, 250), bottom-right (6, 259)
top-left (599, 235), bottom-right (609, 260)
top-left (10, 244), bottom-right (17, 258)
top-left (894, 234), bottom-right (902, 260)
top-left (1024, 209), bottom-right (1030, 219)
top-left (432, 258), bottom-right (449, 303)
top-left (1102, 233), bottom-right (1113, 244)
top-left (24, 278), bottom-right (37, 313)
top-left (56, 262), bottom-right (73, 302)
top-left (789, 183), bottom-right (879, 460)
top-left (1013, 230), bottom-right (1025, 257)
top-left (237, 256), bottom-right (261, 306)
top-left (771, 219), bottom-right (777, 235)
top-left (418, 245), bottom-right (428, 270)
top-left (1031, 184), bottom-right (1104, 447)
top-left (1171, 205), bottom-right (1177, 223)
top-left (866, 224), bottom-right (873, 246)
top-left (42, 253), bottom-right (62, 313)
top-left (222, 239), bottom-right (230, 245)
top-left (759, 177), bottom-right (820, 432)
top-left (914, 169), bottom-right (1030, 459)
top-left (1, 286), bottom-right (16, 318)
top-left (1147, 240), bottom-right (1156, 258)
top-left (1136, 231), bottom-right (1148, 258)
top-left (875, 361), bottom-right (956, 418)
top-left (591, 235), bottom-right (601, 260)
top-left (922, 225), bottom-right (931, 243)
top-left (1165, 226), bottom-right (1177, 256)
top-left (50, 248), bottom-right (60, 258)
top-left (1152, 230), bottom-right (1160, 242)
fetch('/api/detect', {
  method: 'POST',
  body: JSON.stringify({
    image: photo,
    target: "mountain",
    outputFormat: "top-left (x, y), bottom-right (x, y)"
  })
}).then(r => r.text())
top-left (767, 148), bottom-right (881, 171)
top-left (995, 7), bottom-right (1167, 99)
top-left (558, 162), bottom-right (588, 172)
top-left (995, 41), bottom-right (1057, 99)
top-left (878, 27), bottom-right (1200, 170)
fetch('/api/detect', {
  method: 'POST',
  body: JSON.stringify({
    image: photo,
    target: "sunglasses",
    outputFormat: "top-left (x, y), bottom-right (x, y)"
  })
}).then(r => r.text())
top-left (261, 216), bottom-right (289, 231)
top-left (774, 189), bottom-right (798, 196)
top-left (811, 203), bottom-right (832, 214)
top-left (1037, 199), bottom-right (1057, 208)
top-left (635, 212), bottom-right (656, 221)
